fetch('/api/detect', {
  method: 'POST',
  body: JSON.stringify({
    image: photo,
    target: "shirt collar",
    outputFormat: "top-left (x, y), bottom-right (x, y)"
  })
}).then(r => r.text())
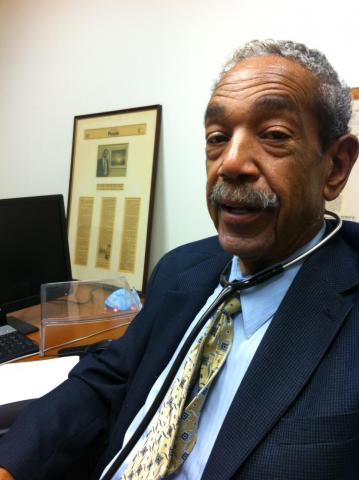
top-left (228, 223), bottom-right (326, 338)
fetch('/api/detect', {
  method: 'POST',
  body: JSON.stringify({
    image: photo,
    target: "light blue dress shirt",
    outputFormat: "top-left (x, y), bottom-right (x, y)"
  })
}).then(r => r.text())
top-left (102, 226), bottom-right (325, 480)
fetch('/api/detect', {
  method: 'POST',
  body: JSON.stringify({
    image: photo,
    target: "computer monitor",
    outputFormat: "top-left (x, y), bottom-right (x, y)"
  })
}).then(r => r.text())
top-left (0, 194), bottom-right (72, 334)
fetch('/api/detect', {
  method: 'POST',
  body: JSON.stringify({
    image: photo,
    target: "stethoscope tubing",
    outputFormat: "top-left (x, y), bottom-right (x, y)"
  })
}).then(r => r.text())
top-left (102, 210), bottom-right (341, 479)
top-left (219, 210), bottom-right (342, 290)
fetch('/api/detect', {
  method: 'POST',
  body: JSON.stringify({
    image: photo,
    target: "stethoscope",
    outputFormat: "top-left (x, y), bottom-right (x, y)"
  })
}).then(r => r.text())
top-left (101, 210), bottom-right (342, 480)
top-left (219, 209), bottom-right (342, 290)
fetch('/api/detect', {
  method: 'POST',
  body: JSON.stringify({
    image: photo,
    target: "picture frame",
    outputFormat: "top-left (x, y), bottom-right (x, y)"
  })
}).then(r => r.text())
top-left (326, 88), bottom-right (359, 222)
top-left (67, 105), bottom-right (161, 293)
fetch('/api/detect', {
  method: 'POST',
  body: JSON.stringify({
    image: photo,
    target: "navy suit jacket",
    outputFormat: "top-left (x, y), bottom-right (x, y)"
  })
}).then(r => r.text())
top-left (0, 222), bottom-right (359, 480)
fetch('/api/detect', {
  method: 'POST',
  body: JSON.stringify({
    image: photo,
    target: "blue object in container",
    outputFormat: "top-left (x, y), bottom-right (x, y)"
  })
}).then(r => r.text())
top-left (104, 288), bottom-right (140, 311)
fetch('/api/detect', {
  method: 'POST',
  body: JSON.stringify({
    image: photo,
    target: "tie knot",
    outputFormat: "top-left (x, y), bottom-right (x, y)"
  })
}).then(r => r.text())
top-left (223, 296), bottom-right (241, 315)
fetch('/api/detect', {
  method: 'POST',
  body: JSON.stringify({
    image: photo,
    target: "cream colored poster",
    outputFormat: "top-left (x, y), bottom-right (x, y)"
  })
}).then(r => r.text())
top-left (67, 106), bottom-right (161, 292)
top-left (326, 89), bottom-right (359, 222)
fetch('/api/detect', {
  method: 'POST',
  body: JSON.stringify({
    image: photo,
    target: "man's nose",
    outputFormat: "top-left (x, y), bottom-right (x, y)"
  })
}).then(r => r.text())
top-left (218, 131), bottom-right (260, 181)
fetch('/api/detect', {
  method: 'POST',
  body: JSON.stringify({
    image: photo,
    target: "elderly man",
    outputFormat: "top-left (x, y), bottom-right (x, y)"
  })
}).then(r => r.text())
top-left (0, 39), bottom-right (358, 480)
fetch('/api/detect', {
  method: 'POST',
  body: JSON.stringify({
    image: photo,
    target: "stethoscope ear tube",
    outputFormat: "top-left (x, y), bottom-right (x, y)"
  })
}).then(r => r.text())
top-left (102, 210), bottom-right (342, 479)
top-left (220, 211), bottom-right (342, 290)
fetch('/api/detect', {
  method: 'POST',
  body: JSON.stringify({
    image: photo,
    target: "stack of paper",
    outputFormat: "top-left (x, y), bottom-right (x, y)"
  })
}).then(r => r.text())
top-left (0, 356), bottom-right (79, 405)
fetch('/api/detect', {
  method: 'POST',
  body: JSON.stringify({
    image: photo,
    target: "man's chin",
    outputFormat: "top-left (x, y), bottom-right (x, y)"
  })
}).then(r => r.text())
top-left (218, 231), bottom-right (254, 255)
top-left (218, 231), bottom-right (273, 272)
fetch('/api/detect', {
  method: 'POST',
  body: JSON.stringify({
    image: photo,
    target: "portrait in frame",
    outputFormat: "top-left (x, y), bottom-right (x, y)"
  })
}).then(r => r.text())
top-left (67, 105), bottom-right (161, 293)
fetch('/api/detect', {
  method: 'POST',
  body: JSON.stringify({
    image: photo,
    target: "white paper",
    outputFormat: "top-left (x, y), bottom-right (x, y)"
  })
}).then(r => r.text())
top-left (0, 356), bottom-right (79, 405)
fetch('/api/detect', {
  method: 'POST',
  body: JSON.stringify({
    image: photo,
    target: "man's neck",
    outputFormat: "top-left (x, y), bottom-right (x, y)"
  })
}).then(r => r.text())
top-left (237, 222), bottom-right (326, 277)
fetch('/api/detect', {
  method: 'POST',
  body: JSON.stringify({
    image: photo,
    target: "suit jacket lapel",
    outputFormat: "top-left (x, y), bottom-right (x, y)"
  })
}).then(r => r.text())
top-left (202, 235), bottom-right (359, 480)
top-left (153, 247), bottom-right (231, 353)
top-left (103, 245), bottom-right (231, 467)
top-left (140, 248), bottom-right (232, 377)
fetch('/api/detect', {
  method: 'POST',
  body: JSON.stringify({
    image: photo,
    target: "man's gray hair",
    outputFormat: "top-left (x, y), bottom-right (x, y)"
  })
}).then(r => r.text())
top-left (216, 39), bottom-right (352, 150)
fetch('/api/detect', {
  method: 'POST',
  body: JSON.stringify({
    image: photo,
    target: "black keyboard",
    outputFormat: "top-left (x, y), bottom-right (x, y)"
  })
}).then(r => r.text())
top-left (0, 325), bottom-right (39, 364)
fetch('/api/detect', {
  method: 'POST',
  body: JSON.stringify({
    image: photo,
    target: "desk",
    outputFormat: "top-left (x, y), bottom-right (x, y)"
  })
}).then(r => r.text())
top-left (12, 300), bottom-right (135, 362)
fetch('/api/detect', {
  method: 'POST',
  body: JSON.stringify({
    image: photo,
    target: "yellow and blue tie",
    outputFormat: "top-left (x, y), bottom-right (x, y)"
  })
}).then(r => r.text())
top-left (121, 295), bottom-right (241, 480)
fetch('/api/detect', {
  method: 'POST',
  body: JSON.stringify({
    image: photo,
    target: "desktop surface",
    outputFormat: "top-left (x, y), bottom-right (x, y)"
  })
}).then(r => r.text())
top-left (5, 302), bottom-right (132, 363)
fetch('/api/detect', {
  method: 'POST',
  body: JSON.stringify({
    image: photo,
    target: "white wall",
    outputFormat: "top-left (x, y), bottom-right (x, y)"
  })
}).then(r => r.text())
top-left (1, 0), bottom-right (359, 275)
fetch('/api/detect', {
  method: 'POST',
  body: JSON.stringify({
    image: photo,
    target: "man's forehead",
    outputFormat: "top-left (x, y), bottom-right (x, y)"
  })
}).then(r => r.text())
top-left (204, 94), bottom-right (301, 125)
top-left (204, 56), bottom-right (317, 124)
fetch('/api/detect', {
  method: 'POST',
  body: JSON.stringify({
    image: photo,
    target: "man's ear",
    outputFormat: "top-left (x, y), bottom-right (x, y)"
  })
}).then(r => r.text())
top-left (323, 133), bottom-right (359, 201)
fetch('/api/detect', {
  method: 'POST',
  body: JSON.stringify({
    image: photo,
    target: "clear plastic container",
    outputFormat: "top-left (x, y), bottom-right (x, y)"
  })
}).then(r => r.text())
top-left (40, 277), bottom-right (141, 356)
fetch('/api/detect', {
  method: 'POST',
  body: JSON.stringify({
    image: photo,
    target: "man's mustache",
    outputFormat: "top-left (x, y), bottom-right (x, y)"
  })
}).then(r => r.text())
top-left (210, 182), bottom-right (279, 209)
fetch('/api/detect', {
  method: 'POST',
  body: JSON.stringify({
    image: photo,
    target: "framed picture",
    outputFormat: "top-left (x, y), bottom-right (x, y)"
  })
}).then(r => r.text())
top-left (326, 89), bottom-right (359, 222)
top-left (67, 105), bottom-right (161, 293)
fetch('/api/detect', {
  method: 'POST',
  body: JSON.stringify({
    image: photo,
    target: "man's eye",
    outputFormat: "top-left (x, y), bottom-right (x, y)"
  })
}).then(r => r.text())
top-left (263, 130), bottom-right (290, 141)
top-left (206, 133), bottom-right (228, 145)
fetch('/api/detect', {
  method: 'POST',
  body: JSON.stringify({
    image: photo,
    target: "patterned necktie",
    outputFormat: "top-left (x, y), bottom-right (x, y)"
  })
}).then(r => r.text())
top-left (120, 294), bottom-right (241, 480)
